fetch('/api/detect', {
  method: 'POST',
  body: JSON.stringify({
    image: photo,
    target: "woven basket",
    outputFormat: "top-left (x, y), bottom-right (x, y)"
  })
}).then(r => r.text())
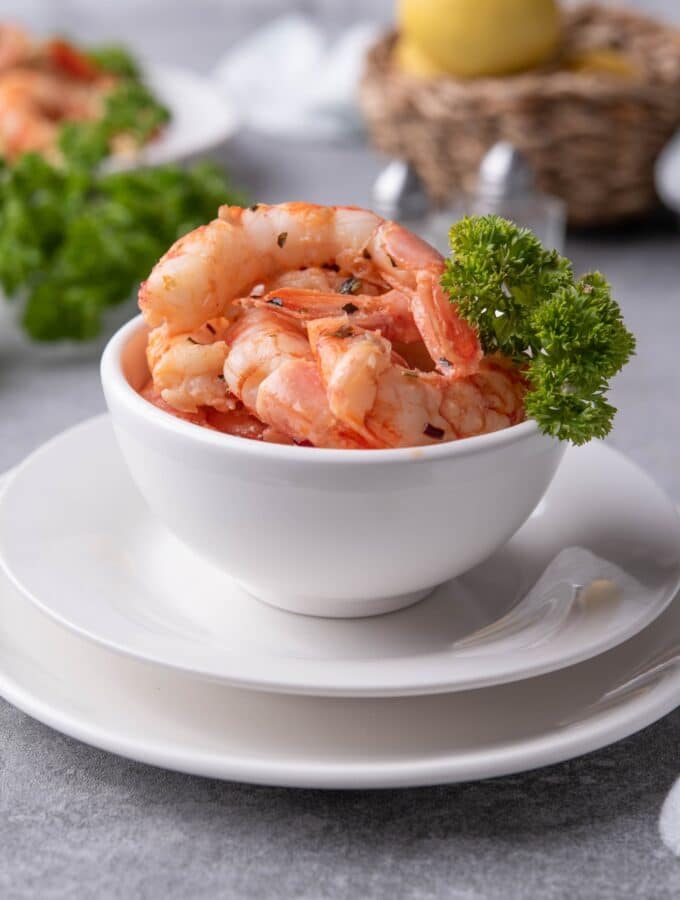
top-left (359, 3), bottom-right (680, 226)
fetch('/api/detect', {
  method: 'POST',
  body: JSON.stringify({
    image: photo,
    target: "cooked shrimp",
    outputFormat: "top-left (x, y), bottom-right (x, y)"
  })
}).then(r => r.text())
top-left (139, 202), bottom-right (481, 379)
top-left (146, 318), bottom-right (234, 414)
top-left (260, 267), bottom-right (366, 295)
top-left (256, 359), bottom-right (369, 448)
top-left (140, 381), bottom-right (212, 428)
top-left (237, 287), bottom-right (422, 346)
top-left (0, 71), bottom-right (58, 159)
top-left (223, 307), bottom-right (367, 448)
top-left (140, 380), bottom-right (293, 443)
top-left (206, 407), bottom-right (294, 444)
top-left (0, 24), bottom-right (32, 72)
top-left (223, 307), bottom-right (312, 411)
top-left (307, 317), bottom-right (524, 448)
top-left (0, 68), bottom-right (108, 160)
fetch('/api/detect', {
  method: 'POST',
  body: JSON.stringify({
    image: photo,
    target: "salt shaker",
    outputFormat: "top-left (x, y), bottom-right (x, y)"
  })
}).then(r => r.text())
top-left (371, 160), bottom-right (430, 237)
top-left (427, 142), bottom-right (567, 254)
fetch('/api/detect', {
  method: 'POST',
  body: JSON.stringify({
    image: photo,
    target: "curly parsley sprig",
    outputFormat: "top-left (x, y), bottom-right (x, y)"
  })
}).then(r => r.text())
top-left (441, 216), bottom-right (635, 445)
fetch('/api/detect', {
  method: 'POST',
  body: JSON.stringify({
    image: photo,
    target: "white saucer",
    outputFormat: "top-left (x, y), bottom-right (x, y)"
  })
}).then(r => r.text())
top-left (1, 416), bottom-right (679, 697)
top-left (0, 507), bottom-right (678, 788)
top-left (104, 64), bottom-right (239, 172)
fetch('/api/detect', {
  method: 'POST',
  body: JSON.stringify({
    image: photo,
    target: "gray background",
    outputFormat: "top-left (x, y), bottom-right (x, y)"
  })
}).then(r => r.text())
top-left (1, 2), bottom-right (679, 898)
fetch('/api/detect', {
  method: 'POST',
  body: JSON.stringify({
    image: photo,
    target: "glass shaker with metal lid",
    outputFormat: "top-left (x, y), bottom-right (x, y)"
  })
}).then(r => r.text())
top-left (426, 142), bottom-right (567, 253)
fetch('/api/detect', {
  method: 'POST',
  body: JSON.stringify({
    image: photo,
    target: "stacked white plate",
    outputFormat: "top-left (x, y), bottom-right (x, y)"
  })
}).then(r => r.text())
top-left (0, 415), bottom-right (679, 788)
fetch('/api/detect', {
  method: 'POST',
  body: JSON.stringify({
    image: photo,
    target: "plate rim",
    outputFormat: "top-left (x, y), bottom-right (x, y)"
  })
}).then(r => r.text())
top-left (0, 539), bottom-right (679, 788)
top-left (1, 416), bottom-right (680, 698)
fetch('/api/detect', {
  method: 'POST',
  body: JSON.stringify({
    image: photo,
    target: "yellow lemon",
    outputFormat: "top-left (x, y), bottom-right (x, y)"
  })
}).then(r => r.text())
top-left (395, 36), bottom-right (448, 78)
top-left (399, 0), bottom-right (561, 78)
top-left (566, 49), bottom-right (639, 79)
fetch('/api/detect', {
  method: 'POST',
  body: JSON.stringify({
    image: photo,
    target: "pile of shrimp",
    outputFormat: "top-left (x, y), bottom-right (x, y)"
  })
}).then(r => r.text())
top-left (138, 202), bottom-right (525, 450)
top-left (0, 23), bottom-right (117, 162)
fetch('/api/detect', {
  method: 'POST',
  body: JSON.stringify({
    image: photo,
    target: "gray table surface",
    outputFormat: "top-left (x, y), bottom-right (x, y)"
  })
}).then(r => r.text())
top-left (1, 2), bottom-right (680, 898)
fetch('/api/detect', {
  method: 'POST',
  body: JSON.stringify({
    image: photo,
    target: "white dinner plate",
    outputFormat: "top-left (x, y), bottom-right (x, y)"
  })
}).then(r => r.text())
top-left (0, 506), bottom-right (678, 789)
top-left (0, 416), bottom-right (679, 697)
top-left (105, 63), bottom-right (239, 171)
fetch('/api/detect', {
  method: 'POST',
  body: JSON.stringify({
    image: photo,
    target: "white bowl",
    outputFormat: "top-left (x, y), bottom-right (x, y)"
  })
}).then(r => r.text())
top-left (101, 316), bottom-right (566, 618)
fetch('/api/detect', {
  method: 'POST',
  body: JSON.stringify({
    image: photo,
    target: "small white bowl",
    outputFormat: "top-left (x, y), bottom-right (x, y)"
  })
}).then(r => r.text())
top-left (101, 316), bottom-right (566, 618)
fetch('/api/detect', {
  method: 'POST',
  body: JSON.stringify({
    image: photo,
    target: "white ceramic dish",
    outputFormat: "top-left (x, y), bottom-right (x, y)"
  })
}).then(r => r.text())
top-left (104, 63), bottom-right (239, 171)
top-left (101, 317), bottom-right (566, 617)
top-left (0, 415), bottom-right (678, 697)
top-left (0, 492), bottom-right (678, 789)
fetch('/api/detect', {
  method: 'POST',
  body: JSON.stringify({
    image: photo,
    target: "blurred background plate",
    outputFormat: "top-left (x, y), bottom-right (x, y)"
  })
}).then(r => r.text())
top-left (105, 62), bottom-right (240, 170)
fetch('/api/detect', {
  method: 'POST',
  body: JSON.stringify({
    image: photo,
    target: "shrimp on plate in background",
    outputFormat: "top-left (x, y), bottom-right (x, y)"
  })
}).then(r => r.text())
top-left (0, 68), bottom-right (110, 161)
top-left (0, 24), bottom-right (32, 72)
top-left (0, 24), bottom-right (116, 161)
top-left (138, 202), bottom-right (525, 448)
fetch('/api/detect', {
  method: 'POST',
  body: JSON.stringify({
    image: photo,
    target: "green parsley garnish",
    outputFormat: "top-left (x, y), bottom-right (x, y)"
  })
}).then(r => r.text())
top-left (442, 215), bottom-right (635, 445)
top-left (55, 42), bottom-right (169, 169)
top-left (0, 155), bottom-right (245, 341)
top-left (58, 78), bottom-right (170, 170)
top-left (86, 45), bottom-right (140, 78)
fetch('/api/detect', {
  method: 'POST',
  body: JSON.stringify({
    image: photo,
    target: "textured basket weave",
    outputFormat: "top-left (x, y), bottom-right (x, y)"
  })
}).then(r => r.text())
top-left (359, 4), bottom-right (680, 226)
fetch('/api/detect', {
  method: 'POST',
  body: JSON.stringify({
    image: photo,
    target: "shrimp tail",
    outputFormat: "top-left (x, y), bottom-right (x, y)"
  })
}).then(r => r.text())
top-left (411, 274), bottom-right (482, 379)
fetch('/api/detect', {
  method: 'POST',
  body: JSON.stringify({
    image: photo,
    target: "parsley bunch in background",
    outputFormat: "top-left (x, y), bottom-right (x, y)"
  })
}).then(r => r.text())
top-left (0, 44), bottom-right (244, 341)
top-left (442, 216), bottom-right (635, 445)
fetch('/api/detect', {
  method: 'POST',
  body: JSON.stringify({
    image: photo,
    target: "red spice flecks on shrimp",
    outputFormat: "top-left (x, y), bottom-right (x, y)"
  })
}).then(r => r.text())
top-left (0, 27), bottom-right (117, 161)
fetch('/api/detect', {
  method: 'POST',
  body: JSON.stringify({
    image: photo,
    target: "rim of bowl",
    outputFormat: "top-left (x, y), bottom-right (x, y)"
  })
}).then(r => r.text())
top-left (101, 315), bottom-right (547, 465)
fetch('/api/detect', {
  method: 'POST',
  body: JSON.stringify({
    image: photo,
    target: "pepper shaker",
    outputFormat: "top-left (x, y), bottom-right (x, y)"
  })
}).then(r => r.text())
top-left (371, 159), bottom-right (430, 237)
top-left (426, 142), bottom-right (567, 253)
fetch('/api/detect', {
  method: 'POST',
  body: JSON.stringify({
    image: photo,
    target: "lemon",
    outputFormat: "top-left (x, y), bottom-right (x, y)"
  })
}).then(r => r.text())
top-left (566, 49), bottom-right (639, 79)
top-left (395, 37), bottom-right (448, 78)
top-left (399, 0), bottom-right (561, 79)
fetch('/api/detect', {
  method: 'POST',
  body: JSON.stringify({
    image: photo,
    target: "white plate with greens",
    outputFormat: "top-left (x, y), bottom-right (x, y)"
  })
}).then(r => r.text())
top-left (0, 61), bottom-right (241, 350)
top-left (106, 63), bottom-right (239, 170)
